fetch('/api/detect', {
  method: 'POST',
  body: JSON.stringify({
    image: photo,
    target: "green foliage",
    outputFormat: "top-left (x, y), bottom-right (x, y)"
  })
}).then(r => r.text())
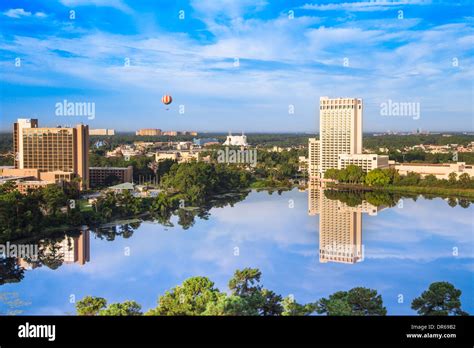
top-left (161, 162), bottom-right (250, 204)
top-left (203, 294), bottom-right (259, 316)
top-left (411, 282), bottom-right (468, 316)
top-left (75, 296), bottom-right (107, 316)
top-left (317, 287), bottom-right (387, 316)
top-left (146, 276), bottom-right (223, 316)
top-left (281, 297), bottom-right (317, 316)
top-left (228, 268), bottom-right (262, 297)
top-left (99, 301), bottom-right (142, 316)
top-left (365, 169), bottom-right (391, 187)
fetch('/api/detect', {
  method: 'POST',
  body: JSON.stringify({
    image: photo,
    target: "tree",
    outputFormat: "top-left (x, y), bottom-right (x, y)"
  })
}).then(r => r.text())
top-left (400, 171), bottom-right (421, 186)
top-left (228, 268), bottom-right (262, 297)
top-left (203, 294), bottom-right (259, 316)
top-left (146, 276), bottom-right (222, 316)
top-left (75, 296), bottom-right (107, 315)
top-left (324, 168), bottom-right (340, 181)
top-left (458, 173), bottom-right (470, 188)
top-left (259, 289), bottom-right (284, 316)
top-left (448, 172), bottom-right (457, 185)
top-left (345, 165), bottom-right (365, 184)
top-left (411, 282), bottom-right (468, 316)
top-left (365, 169), bottom-right (390, 187)
top-left (317, 287), bottom-right (387, 316)
top-left (384, 168), bottom-right (400, 185)
top-left (42, 184), bottom-right (68, 216)
top-left (281, 296), bottom-right (317, 316)
top-left (422, 174), bottom-right (438, 186)
top-left (99, 301), bottom-right (142, 316)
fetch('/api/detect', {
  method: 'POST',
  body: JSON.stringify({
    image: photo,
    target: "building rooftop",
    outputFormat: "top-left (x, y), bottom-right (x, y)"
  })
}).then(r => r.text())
top-left (108, 182), bottom-right (135, 190)
top-left (90, 166), bottom-right (132, 170)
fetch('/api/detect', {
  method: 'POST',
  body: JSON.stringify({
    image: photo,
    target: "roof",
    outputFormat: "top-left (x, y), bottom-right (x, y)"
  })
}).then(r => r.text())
top-left (90, 166), bottom-right (131, 170)
top-left (108, 182), bottom-right (135, 190)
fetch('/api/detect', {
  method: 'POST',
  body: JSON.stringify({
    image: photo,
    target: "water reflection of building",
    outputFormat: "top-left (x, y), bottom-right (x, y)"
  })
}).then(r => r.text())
top-left (17, 230), bottom-right (90, 269)
top-left (61, 231), bottom-right (90, 265)
top-left (308, 180), bottom-right (383, 264)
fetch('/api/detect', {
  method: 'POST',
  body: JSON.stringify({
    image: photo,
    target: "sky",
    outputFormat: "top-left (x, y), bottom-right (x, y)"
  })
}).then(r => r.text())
top-left (0, 0), bottom-right (473, 133)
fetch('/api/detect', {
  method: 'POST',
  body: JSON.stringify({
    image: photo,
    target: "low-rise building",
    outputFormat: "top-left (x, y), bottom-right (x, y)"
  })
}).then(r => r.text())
top-left (162, 131), bottom-right (178, 136)
top-left (156, 152), bottom-right (179, 162)
top-left (338, 154), bottom-right (389, 173)
top-left (16, 180), bottom-right (51, 194)
top-left (136, 129), bottom-right (162, 136)
top-left (223, 133), bottom-right (248, 146)
top-left (89, 166), bottom-right (133, 187)
top-left (107, 182), bottom-right (136, 194)
top-left (394, 162), bottom-right (474, 179)
top-left (89, 129), bottom-right (115, 136)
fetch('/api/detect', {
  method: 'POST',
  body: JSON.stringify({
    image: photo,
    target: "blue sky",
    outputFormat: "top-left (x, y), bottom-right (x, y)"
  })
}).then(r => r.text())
top-left (0, 0), bottom-right (473, 132)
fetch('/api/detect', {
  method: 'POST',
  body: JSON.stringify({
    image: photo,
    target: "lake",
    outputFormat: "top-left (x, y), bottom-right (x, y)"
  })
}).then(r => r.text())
top-left (1, 187), bottom-right (473, 315)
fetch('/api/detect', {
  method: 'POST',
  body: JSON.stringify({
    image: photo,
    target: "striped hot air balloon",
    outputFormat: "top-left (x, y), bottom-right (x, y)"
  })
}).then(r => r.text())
top-left (161, 95), bottom-right (172, 105)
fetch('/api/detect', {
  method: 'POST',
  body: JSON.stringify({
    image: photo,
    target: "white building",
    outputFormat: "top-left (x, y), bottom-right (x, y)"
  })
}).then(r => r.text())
top-left (309, 97), bottom-right (385, 179)
top-left (223, 133), bottom-right (248, 146)
top-left (394, 162), bottom-right (474, 180)
top-left (89, 129), bottom-right (115, 136)
top-left (320, 97), bottom-right (362, 175)
top-left (338, 154), bottom-right (389, 173)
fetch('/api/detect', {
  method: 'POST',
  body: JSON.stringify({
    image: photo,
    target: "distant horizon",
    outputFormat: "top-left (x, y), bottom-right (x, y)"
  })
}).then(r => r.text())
top-left (1, 124), bottom-right (473, 136)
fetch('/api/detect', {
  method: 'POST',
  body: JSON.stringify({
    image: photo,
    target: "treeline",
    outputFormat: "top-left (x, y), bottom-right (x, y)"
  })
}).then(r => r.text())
top-left (325, 165), bottom-right (474, 190)
top-left (324, 189), bottom-right (472, 209)
top-left (386, 150), bottom-right (474, 165)
top-left (364, 134), bottom-right (474, 150)
top-left (75, 268), bottom-right (468, 316)
top-left (324, 189), bottom-right (402, 207)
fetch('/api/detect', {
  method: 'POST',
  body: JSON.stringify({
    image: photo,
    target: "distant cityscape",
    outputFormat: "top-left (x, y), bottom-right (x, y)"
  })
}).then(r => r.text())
top-left (1, 96), bottom-right (473, 194)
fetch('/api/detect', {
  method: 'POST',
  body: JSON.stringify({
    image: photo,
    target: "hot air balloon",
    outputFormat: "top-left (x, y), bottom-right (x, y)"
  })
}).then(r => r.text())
top-left (161, 95), bottom-right (172, 105)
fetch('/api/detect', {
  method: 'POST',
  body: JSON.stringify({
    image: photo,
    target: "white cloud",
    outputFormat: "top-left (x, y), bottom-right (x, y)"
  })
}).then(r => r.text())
top-left (301, 0), bottom-right (434, 12)
top-left (4, 8), bottom-right (32, 18)
top-left (59, 0), bottom-right (132, 13)
top-left (3, 8), bottom-right (48, 18)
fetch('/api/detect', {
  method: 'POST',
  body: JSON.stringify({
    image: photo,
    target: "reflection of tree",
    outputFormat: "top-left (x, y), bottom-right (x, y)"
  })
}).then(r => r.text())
top-left (324, 189), bottom-right (401, 207)
top-left (119, 224), bottom-right (135, 239)
top-left (176, 209), bottom-right (196, 230)
top-left (447, 197), bottom-right (457, 208)
top-left (38, 240), bottom-right (65, 270)
top-left (0, 258), bottom-right (24, 285)
top-left (93, 223), bottom-right (140, 241)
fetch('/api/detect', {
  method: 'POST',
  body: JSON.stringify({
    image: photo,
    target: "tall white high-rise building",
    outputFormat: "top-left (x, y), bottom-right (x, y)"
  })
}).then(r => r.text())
top-left (319, 97), bottom-right (363, 175)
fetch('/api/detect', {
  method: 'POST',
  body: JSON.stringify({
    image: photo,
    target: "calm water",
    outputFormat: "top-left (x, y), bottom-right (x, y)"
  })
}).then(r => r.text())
top-left (1, 188), bottom-right (473, 315)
